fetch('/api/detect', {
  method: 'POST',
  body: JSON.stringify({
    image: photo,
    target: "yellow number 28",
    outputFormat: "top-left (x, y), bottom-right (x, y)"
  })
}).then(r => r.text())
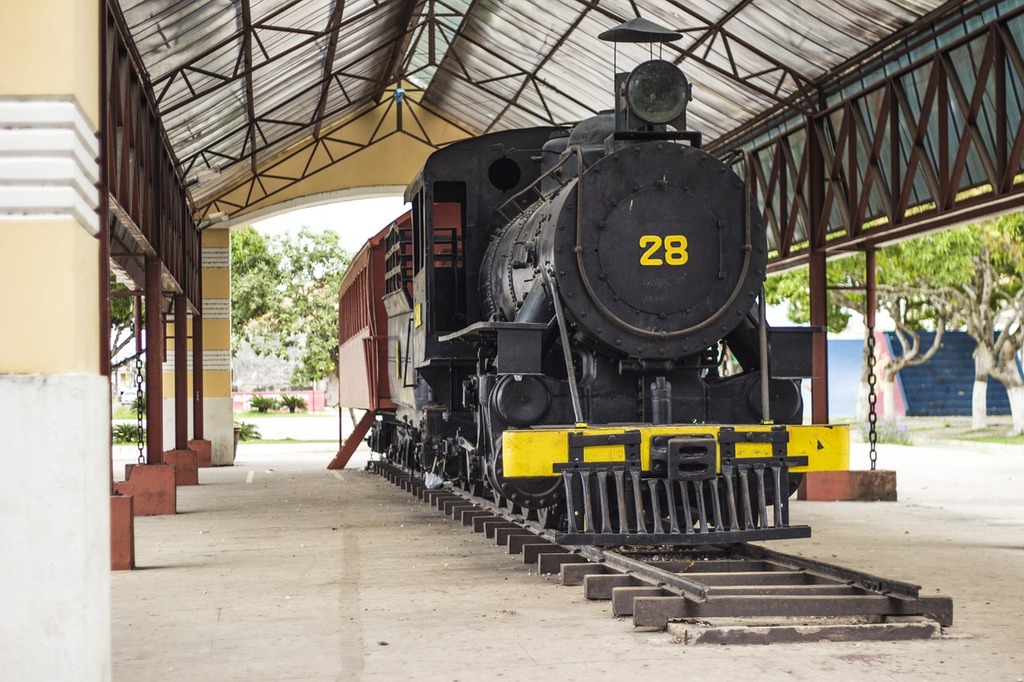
top-left (639, 235), bottom-right (688, 266)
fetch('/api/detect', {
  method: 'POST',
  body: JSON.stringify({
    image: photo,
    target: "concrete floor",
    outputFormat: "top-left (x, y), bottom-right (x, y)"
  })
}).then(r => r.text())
top-left (111, 429), bottom-right (1024, 681)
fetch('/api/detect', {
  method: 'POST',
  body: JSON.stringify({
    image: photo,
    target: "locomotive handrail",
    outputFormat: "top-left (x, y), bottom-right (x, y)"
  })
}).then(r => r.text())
top-left (495, 150), bottom-right (575, 221)
top-left (603, 129), bottom-right (702, 148)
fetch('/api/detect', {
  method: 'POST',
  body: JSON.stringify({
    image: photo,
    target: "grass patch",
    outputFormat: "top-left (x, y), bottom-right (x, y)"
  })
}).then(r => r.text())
top-left (958, 433), bottom-right (1024, 445)
top-left (112, 405), bottom-right (136, 420)
top-left (241, 438), bottom-right (337, 445)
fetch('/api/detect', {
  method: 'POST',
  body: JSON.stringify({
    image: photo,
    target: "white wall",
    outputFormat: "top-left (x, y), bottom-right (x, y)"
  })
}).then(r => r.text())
top-left (0, 374), bottom-right (111, 680)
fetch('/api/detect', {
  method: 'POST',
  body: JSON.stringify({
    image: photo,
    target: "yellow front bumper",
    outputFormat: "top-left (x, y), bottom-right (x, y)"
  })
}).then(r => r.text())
top-left (502, 423), bottom-right (849, 478)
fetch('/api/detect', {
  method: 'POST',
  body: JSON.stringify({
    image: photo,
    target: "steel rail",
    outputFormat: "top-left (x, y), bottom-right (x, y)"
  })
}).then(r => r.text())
top-left (368, 457), bottom-right (952, 626)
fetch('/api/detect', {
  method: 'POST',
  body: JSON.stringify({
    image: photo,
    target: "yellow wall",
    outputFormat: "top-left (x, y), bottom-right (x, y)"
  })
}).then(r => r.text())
top-left (0, 221), bottom-right (99, 374)
top-left (0, 0), bottom-right (100, 377)
top-left (0, 0), bottom-right (99, 127)
top-left (204, 92), bottom-right (473, 222)
top-left (202, 269), bottom-right (230, 299)
top-left (202, 228), bottom-right (231, 399)
top-left (162, 317), bottom-right (196, 399)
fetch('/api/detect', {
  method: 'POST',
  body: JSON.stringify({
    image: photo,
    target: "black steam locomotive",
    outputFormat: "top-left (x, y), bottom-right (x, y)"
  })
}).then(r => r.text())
top-left (361, 20), bottom-right (848, 545)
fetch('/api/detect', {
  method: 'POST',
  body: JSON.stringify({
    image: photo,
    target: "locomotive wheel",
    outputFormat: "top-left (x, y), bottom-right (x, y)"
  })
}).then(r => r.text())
top-left (537, 502), bottom-right (566, 530)
top-left (485, 446), bottom-right (564, 511)
top-left (461, 449), bottom-right (486, 497)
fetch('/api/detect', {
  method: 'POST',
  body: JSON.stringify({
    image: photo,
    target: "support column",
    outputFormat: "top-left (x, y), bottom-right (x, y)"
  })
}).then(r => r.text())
top-left (188, 304), bottom-right (213, 467)
top-left (160, 293), bottom-right (200, 484)
top-left (0, 0), bottom-right (110, 677)
top-left (809, 248), bottom-right (830, 424)
top-left (174, 294), bottom-right (188, 449)
top-left (145, 256), bottom-right (165, 464)
top-left (201, 228), bottom-right (234, 465)
top-left (807, 114), bottom-right (829, 425)
top-left (865, 247), bottom-right (877, 331)
top-left (193, 308), bottom-right (204, 439)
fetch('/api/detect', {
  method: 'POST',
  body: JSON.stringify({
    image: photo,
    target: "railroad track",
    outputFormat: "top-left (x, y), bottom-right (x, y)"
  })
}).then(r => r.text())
top-left (370, 459), bottom-right (953, 644)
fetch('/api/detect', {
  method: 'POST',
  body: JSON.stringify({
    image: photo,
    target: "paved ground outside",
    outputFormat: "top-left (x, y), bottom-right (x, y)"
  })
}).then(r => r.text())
top-left (110, 416), bottom-right (1023, 680)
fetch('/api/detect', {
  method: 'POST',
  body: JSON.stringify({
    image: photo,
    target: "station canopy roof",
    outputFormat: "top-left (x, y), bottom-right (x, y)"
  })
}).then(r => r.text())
top-left (115, 0), bottom-right (966, 209)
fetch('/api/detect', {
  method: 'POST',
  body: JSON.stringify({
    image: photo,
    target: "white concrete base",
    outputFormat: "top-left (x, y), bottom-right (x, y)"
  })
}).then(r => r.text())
top-left (161, 397), bottom-right (234, 465)
top-left (205, 398), bottom-right (235, 466)
top-left (161, 397), bottom-right (182, 452)
top-left (0, 373), bottom-right (111, 681)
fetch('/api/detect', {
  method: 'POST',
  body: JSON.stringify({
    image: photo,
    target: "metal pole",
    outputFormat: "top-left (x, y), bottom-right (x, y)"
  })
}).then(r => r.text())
top-left (865, 247), bottom-right (877, 329)
top-left (809, 249), bottom-right (829, 424)
top-left (174, 294), bottom-right (188, 450)
top-left (134, 297), bottom-right (143, 355)
top-left (807, 114), bottom-right (829, 425)
top-left (758, 285), bottom-right (771, 422)
top-left (145, 257), bottom-right (164, 464)
top-left (192, 308), bottom-right (204, 440)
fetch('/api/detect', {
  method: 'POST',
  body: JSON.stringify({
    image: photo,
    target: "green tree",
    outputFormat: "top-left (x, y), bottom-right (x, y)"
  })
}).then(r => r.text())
top-left (765, 217), bottom-right (1024, 434)
top-left (274, 228), bottom-right (351, 385)
top-left (765, 247), bottom-right (952, 421)
top-left (764, 257), bottom-right (856, 333)
top-left (109, 278), bottom-right (139, 370)
top-left (230, 226), bottom-right (282, 356)
top-left (230, 226), bottom-right (352, 385)
top-left (765, 255), bottom-right (868, 418)
top-left (937, 215), bottom-right (1024, 435)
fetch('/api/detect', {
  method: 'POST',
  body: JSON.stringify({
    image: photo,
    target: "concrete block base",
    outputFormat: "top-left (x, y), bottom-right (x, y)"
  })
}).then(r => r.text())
top-left (114, 464), bottom-right (176, 515)
top-left (187, 439), bottom-right (212, 467)
top-left (799, 470), bottom-right (897, 501)
top-left (163, 449), bottom-right (199, 486)
top-left (110, 495), bottom-right (135, 570)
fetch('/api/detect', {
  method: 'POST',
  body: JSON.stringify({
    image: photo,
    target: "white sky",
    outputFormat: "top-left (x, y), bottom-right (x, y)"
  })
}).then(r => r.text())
top-left (250, 195), bottom-right (409, 253)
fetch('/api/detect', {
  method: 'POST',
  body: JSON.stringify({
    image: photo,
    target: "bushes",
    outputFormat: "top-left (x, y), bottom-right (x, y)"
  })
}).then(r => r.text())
top-left (280, 395), bottom-right (307, 413)
top-left (861, 420), bottom-right (913, 446)
top-left (248, 393), bottom-right (309, 413)
top-left (249, 395), bottom-right (280, 413)
top-left (130, 394), bottom-right (146, 417)
top-left (113, 422), bottom-right (144, 444)
top-left (236, 422), bottom-right (262, 441)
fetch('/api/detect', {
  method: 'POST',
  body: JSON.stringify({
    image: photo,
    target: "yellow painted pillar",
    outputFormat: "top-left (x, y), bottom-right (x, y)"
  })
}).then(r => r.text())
top-left (0, 0), bottom-right (110, 679)
top-left (201, 228), bottom-right (234, 464)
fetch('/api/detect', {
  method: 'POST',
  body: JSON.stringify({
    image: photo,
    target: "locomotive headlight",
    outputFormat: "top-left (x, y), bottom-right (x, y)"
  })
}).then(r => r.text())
top-left (625, 60), bottom-right (690, 125)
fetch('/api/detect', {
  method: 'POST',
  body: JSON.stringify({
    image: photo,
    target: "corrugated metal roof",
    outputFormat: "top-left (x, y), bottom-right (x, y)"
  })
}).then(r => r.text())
top-left (113, 0), bottom-right (966, 211)
top-left (117, 0), bottom-right (410, 202)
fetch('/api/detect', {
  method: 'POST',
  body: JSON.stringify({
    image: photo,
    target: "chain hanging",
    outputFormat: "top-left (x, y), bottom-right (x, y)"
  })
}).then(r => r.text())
top-left (866, 329), bottom-right (878, 471)
top-left (135, 354), bottom-right (145, 465)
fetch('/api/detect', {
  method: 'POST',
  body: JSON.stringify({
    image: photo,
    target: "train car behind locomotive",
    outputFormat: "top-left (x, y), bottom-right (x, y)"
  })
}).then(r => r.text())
top-left (340, 18), bottom-right (849, 546)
